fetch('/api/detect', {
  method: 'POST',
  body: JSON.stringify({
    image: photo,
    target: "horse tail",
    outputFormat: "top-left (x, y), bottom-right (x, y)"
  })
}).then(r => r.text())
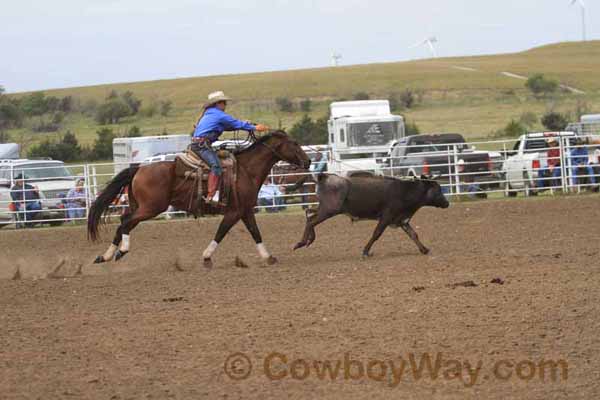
top-left (87, 166), bottom-right (139, 241)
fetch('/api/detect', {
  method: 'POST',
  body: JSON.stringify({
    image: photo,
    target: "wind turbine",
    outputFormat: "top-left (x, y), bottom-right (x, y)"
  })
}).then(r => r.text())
top-left (331, 52), bottom-right (342, 67)
top-left (571, 0), bottom-right (587, 41)
top-left (410, 36), bottom-right (438, 58)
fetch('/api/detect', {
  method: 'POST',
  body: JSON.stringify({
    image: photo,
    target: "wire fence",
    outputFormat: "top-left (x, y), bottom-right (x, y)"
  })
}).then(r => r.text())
top-left (1, 134), bottom-right (599, 229)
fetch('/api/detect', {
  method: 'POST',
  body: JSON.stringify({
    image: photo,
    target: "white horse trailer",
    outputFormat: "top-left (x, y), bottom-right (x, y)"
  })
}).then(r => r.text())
top-left (112, 135), bottom-right (191, 174)
top-left (327, 100), bottom-right (405, 177)
top-left (566, 114), bottom-right (600, 137)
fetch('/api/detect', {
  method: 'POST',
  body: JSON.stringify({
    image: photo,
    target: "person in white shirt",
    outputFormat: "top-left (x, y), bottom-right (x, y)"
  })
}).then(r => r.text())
top-left (257, 179), bottom-right (285, 212)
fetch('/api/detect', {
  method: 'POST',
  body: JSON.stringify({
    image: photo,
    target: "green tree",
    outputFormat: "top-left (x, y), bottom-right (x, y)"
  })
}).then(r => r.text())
top-left (95, 99), bottom-right (132, 124)
top-left (20, 92), bottom-right (48, 116)
top-left (299, 98), bottom-right (312, 112)
top-left (503, 120), bottom-right (527, 138)
top-left (289, 115), bottom-right (328, 145)
top-left (92, 127), bottom-right (115, 160)
top-left (541, 111), bottom-right (569, 131)
top-left (121, 91), bottom-right (142, 114)
top-left (58, 96), bottom-right (73, 113)
top-left (45, 96), bottom-right (60, 112)
top-left (525, 74), bottom-right (559, 98)
top-left (0, 100), bottom-right (23, 129)
top-left (27, 131), bottom-right (82, 161)
top-left (400, 89), bottom-right (417, 109)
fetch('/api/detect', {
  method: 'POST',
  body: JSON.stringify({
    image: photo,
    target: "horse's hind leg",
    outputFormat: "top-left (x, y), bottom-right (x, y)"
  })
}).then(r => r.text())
top-left (114, 207), bottom-right (159, 261)
top-left (94, 213), bottom-right (129, 264)
top-left (202, 211), bottom-right (242, 268)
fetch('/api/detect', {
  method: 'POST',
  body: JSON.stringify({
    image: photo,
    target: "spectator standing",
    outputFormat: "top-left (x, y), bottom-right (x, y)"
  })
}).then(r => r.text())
top-left (310, 147), bottom-right (328, 181)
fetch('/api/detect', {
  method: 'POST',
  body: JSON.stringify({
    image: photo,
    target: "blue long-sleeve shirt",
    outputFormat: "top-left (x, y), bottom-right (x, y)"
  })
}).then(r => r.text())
top-left (570, 147), bottom-right (590, 165)
top-left (193, 107), bottom-right (255, 142)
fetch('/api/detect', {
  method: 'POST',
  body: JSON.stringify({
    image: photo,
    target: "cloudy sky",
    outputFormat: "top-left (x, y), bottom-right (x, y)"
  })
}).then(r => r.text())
top-left (1, 0), bottom-right (596, 93)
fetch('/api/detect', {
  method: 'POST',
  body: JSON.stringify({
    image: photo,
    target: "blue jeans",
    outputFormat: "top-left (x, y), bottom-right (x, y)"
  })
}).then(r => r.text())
top-left (15, 202), bottom-right (41, 226)
top-left (192, 143), bottom-right (222, 176)
top-left (572, 165), bottom-right (596, 185)
top-left (538, 167), bottom-right (562, 188)
top-left (257, 197), bottom-right (285, 212)
top-left (66, 205), bottom-right (85, 219)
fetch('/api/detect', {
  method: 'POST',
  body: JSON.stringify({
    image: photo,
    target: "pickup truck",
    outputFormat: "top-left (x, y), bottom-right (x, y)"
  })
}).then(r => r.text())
top-left (0, 159), bottom-right (76, 227)
top-left (502, 131), bottom-right (577, 196)
top-left (380, 134), bottom-right (497, 189)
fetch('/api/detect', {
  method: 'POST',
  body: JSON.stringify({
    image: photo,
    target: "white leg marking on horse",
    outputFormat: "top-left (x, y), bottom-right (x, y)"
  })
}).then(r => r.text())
top-left (120, 234), bottom-right (130, 252)
top-left (103, 244), bottom-right (118, 261)
top-left (257, 243), bottom-right (270, 259)
top-left (203, 240), bottom-right (218, 259)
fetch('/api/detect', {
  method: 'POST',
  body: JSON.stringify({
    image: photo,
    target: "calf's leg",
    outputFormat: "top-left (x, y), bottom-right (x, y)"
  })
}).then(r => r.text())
top-left (400, 222), bottom-right (430, 254)
top-left (293, 206), bottom-right (337, 250)
top-left (362, 216), bottom-right (391, 258)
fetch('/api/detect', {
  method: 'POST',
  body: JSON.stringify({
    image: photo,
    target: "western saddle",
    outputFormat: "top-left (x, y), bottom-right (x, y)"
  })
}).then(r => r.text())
top-left (174, 147), bottom-right (237, 215)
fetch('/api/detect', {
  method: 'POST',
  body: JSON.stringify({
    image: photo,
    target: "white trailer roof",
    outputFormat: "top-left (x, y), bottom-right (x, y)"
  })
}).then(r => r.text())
top-left (0, 143), bottom-right (20, 159)
top-left (113, 134), bottom-right (190, 143)
top-left (581, 114), bottom-right (600, 123)
top-left (330, 100), bottom-right (391, 118)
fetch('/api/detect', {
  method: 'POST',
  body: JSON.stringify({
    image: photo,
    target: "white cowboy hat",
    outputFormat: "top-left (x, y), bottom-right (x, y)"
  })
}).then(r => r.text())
top-left (206, 91), bottom-right (231, 105)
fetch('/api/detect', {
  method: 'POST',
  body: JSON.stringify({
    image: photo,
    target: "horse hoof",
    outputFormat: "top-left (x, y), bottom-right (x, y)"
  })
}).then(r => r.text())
top-left (361, 252), bottom-right (373, 260)
top-left (293, 242), bottom-right (304, 251)
top-left (266, 256), bottom-right (278, 265)
top-left (93, 256), bottom-right (106, 264)
top-left (115, 250), bottom-right (128, 261)
top-left (420, 248), bottom-right (430, 255)
top-left (203, 258), bottom-right (213, 269)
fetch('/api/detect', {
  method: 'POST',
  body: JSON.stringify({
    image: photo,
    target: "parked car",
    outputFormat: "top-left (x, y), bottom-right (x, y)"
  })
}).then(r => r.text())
top-left (0, 159), bottom-right (76, 227)
top-left (380, 134), bottom-right (497, 189)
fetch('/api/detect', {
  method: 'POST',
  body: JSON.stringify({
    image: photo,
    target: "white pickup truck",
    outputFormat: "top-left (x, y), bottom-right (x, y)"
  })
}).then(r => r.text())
top-left (502, 131), bottom-right (577, 196)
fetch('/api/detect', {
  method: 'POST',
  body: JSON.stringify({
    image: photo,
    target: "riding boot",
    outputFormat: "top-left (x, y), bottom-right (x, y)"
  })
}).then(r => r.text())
top-left (204, 173), bottom-right (221, 204)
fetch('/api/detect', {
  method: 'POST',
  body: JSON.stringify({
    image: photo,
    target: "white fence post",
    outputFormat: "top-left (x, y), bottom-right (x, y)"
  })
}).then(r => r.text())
top-left (453, 144), bottom-right (460, 195)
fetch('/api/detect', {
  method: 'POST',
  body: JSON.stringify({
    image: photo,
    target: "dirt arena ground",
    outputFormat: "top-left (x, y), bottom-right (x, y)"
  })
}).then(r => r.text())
top-left (1, 195), bottom-right (599, 399)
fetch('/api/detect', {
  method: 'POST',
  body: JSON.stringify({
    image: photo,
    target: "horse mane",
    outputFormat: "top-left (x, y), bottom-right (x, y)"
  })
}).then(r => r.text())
top-left (234, 130), bottom-right (289, 155)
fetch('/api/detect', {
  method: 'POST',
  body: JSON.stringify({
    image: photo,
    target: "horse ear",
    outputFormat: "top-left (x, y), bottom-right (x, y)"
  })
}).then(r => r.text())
top-left (420, 174), bottom-right (430, 180)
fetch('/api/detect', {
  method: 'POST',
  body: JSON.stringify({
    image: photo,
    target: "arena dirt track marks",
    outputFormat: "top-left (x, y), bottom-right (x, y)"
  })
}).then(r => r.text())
top-left (0, 196), bottom-right (599, 399)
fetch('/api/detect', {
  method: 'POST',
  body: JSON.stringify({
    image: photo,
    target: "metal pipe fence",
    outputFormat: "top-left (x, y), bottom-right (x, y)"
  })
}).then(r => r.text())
top-left (1, 135), bottom-right (599, 228)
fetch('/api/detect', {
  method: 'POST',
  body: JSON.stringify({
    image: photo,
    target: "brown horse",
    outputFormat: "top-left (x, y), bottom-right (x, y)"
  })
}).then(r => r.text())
top-left (87, 131), bottom-right (311, 267)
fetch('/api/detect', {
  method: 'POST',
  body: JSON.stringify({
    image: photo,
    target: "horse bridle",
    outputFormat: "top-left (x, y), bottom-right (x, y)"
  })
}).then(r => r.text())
top-left (256, 133), bottom-right (306, 168)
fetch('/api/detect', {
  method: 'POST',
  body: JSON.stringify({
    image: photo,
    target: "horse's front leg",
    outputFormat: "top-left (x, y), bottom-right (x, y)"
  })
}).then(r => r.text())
top-left (202, 211), bottom-right (241, 268)
top-left (241, 211), bottom-right (278, 265)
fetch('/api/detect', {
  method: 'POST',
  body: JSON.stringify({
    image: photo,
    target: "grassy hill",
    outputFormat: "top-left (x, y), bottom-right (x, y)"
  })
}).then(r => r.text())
top-left (5, 40), bottom-right (600, 149)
